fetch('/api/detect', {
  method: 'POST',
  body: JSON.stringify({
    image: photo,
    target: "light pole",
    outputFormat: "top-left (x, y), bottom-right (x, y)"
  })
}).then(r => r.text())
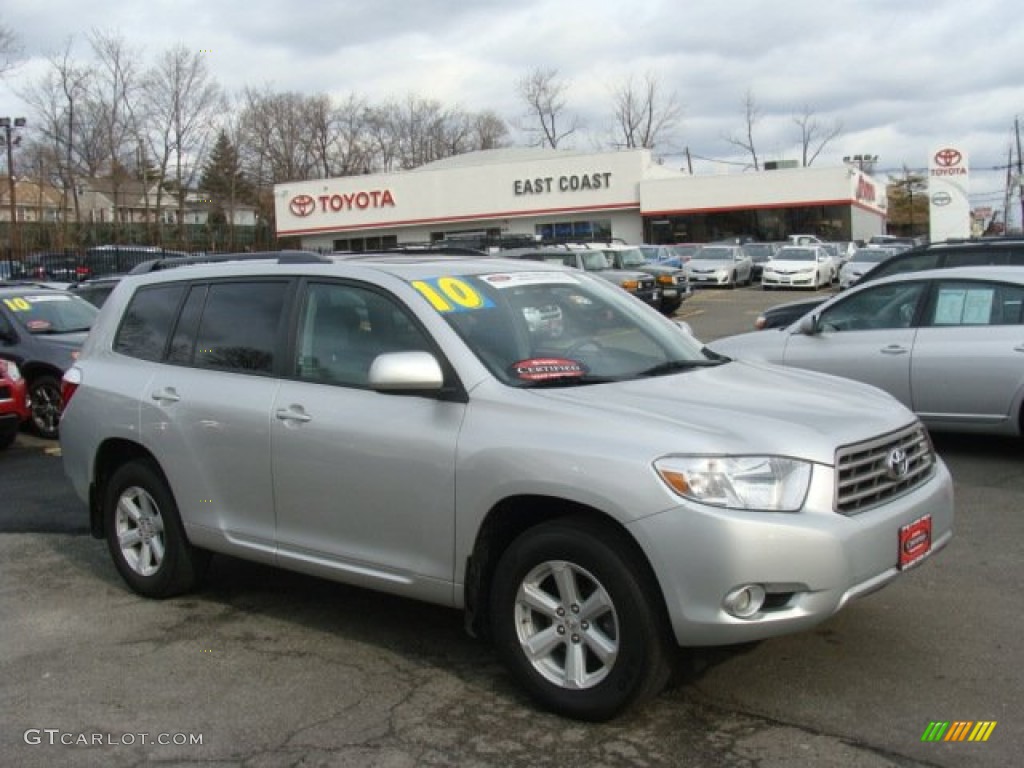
top-left (1, 117), bottom-right (27, 256)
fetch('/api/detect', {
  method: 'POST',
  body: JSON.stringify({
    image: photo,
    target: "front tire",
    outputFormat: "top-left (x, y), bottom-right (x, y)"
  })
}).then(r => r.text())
top-left (103, 460), bottom-right (208, 598)
top-left (490, 517), bottom-right (673, 721)
top-left (28, 374), bottom-right (62, 439)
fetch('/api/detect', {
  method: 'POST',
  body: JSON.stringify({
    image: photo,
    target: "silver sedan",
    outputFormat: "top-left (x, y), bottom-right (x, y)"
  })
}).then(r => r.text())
top-left (685, 245), bottom-right (753, 287)
top-left (708, 266), bottom-right (1024, 436)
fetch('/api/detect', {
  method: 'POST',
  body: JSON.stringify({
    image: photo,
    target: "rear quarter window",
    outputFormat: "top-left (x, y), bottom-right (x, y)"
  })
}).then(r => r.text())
top-left (114, 284), bottom-right (187, 361)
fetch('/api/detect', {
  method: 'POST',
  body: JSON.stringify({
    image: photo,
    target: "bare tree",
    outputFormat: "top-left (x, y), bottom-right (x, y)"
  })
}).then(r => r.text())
top-left (88, 29), bottom-right (144, 241)
top-left (793, 105), bottom-right (843, 167)
top-left (516, 67), bottom-right (579, 149)
top-left (18, 40), bottom-right (95, 243)
top-left (723, 89), bottom-right (762, 171)
top-left (0, 21), bottom-right (21, 77)
top-left (472, 110), bottom-right (510, 151)
top-left (608, 72), bottom-right (682, 152)
top-left (141, 44), bottom-right (223, 243)
top-left (331, 93), bottom-right (373, 175)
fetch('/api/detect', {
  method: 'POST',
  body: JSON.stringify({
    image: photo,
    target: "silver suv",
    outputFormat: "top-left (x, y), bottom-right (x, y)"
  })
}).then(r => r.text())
top-left (60, 252), bottom-right (953, 721)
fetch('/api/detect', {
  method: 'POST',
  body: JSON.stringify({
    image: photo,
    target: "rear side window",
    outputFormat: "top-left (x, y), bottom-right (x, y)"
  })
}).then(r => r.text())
top-left (114, 284), bottom-right (186, 361)
top-left (192, 282), bottom-right (288, 373)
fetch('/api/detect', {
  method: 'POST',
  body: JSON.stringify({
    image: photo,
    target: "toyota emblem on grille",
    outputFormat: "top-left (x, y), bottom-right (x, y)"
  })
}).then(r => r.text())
top-left (885, 448), bottom-right (910, 480)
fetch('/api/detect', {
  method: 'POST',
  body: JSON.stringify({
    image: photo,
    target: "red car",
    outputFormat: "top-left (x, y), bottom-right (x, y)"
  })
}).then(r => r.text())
top-left (0, 358), bottom-right (30, 450)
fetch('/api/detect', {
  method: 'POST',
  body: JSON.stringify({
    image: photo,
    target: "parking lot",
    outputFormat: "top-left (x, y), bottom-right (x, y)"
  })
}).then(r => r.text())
top-left (2, 283), bottom-right (1020, 768)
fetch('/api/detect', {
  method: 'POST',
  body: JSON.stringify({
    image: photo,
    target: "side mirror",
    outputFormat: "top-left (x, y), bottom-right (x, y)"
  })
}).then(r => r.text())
top-left (798, 315), bottom-right (819, 335)
top-left (368, 351), bottom-right (444, 392)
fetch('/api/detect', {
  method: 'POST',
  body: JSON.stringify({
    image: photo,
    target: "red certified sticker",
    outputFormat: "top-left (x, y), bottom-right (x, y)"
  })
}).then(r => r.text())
top-left (510, 358), bottom-right (586, 381)
top-left (899, 515), bottom-right (932, 570)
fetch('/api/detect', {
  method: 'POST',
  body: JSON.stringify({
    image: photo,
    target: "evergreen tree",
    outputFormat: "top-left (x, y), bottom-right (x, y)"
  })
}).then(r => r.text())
top-left (199, 131), bottom-right (252, 204)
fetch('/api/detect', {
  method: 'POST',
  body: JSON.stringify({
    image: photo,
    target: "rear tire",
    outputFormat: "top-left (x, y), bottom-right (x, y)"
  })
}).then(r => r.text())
top-left (28, 374), bottom-right (62, 439)
top-left (103, 460), bottom-right (208, 598)
top-left (490, 517), bottom-right (673, 721)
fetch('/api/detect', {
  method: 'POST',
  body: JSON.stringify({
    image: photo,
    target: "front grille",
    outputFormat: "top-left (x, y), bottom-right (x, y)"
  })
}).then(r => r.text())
top-left (638, 278), bottom-right (656, 292)
top-left (835, 423), bottom-right (935, 515)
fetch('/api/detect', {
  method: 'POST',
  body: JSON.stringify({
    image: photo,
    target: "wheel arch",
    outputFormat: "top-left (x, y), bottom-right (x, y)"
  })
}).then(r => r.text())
top-left (462, 495), bottom-right (669, 642)
top-left (88, 438), bottom-right (163, 539)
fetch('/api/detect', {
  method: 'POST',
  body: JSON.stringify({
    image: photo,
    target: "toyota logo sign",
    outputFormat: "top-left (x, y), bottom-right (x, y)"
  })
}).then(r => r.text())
top-left (289, 194), bottom-right (316, 217)
top-left (931, 191), bottom-right (952, 207)
top-left (934, 148), bottom-right (963, 168)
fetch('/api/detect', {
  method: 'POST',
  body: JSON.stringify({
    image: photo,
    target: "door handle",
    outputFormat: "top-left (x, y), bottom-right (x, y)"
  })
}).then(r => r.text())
top-left (1014, 345), bottom-right (1024, 353)
top-left (150, 387), bottom-right (180, 403)
top-left (880, 345), bottom-right (909, 355)
top-left (275, 406), bottom-right (312, 423)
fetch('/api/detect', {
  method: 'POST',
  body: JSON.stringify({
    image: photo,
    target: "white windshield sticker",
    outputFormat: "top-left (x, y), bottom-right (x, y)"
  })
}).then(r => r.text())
top-left (25, 295), bottom-right (71, 303)
top-left (479, 272), bottom-right (579, 289)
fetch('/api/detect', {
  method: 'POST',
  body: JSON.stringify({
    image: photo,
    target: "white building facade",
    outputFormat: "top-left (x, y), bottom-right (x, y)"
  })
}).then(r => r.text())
top-left (274, 147), bottom-right (886, 250)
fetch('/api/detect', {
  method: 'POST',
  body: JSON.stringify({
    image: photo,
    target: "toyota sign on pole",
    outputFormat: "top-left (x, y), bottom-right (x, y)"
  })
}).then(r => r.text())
top-left (929, 146), bottom-right (970, 242)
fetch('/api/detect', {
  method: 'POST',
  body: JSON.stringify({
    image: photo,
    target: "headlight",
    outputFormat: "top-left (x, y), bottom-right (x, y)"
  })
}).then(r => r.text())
top-left (654, 455), bottom-right (812, 511)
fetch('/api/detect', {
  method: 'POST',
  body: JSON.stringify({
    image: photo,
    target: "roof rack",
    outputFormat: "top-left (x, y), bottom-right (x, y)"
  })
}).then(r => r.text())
top-left (128, 250), bottom-right (331, 274)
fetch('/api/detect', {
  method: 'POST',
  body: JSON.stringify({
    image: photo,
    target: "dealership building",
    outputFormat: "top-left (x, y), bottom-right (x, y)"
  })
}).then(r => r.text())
top-left (273, 147), bottom-right (886, 250)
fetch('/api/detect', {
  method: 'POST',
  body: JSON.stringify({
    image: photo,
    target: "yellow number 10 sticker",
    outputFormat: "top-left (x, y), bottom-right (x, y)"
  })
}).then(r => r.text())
top-left (411, 277), bottom-right (494, 313)
top-left (3, 297), bottom-right (31, 312)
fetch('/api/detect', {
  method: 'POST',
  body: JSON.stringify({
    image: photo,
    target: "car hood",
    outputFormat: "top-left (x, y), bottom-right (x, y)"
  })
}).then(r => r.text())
top-left (529, 360), bottom-right (915, 465)
top-left (707, 329), bottom-right (788, 361)
top-left (766, 259), bottom-right (820, 270)
top-left (31, 330), bottom-right (90, 349)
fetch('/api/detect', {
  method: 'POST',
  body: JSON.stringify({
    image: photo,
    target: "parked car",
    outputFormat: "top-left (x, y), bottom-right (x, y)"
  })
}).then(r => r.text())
top-left (639, 244), bottom-right (676, 263)
top-left (501, 247), bottom-right (662, 311)
top-left (68, 275), bottom-right (125, 308)
top-left (82, 245), bottom-right (189, 279)
top-left (711, 266), bottom-right (1024, 436)
top-left (839, 248), bottom-right (897, 290)
top-left (60, 251), bottom-right (952, 721)
top-left (741, 242), bottom-right (778, 281)
top-left (856, 236), bottom-right (1024, 287)
top-left (13, 252), bottom-right (88, 283)
top-left (0, 358), bottom-right (29, 450)
top-left (761, 246), bottom-right (833, 290)
top-left (599, 244), bottom-right (691, 315)
top-left (0, 284), bottom-right (99, 438)
top-left (668, 243), bottom-right (701, 265)
top-left (685, 245), bottom-right (753, 287)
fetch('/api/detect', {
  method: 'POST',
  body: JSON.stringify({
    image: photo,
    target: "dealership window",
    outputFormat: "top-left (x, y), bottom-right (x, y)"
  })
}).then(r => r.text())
top-left (333, 236), bottom-right (398, 252)
top-left (535, 219), bottom-right (611, 242)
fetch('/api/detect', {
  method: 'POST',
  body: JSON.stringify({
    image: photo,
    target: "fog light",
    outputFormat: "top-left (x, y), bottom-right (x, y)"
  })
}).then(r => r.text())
top-left (724, 584), bottom-right (766, 619)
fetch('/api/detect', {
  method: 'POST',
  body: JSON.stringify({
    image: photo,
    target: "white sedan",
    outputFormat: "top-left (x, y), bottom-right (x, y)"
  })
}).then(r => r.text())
top-left (762, 246), bottom-right (833, 290)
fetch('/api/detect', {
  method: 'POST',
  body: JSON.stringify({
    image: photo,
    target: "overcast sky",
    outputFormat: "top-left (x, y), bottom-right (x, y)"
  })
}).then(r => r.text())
top-left (3, 0), bottom-right (1023, 225)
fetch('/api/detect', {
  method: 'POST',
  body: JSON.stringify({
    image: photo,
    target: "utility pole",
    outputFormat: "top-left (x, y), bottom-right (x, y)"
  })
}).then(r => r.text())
top-left (1016, 117), bottom-right (1023, 232)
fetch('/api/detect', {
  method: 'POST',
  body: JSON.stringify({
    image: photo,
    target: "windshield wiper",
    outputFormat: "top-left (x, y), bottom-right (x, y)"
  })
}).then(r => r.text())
top-left (638, 359), bottom-right (724, 377)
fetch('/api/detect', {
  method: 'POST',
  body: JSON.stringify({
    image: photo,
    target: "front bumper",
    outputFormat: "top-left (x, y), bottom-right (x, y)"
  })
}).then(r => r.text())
top-left (627, 458), bottom-right (954, 647)
top-left (763, 272), bottom-right (817, 288)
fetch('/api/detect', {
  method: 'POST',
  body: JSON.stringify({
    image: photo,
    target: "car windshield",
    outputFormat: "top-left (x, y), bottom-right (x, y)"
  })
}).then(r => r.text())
top-left (419, 270), bottom-right (713, 387)
top-left (579, 251), bottom-right (611, 271)
top-left (612, 248), bottom-right (648, 268)
top-left (3, 292), bottom-right (99, 333)
top-left (693, 247), bottom-right (733, 260)
top-left (774, 248), bottom-right (816, 262)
